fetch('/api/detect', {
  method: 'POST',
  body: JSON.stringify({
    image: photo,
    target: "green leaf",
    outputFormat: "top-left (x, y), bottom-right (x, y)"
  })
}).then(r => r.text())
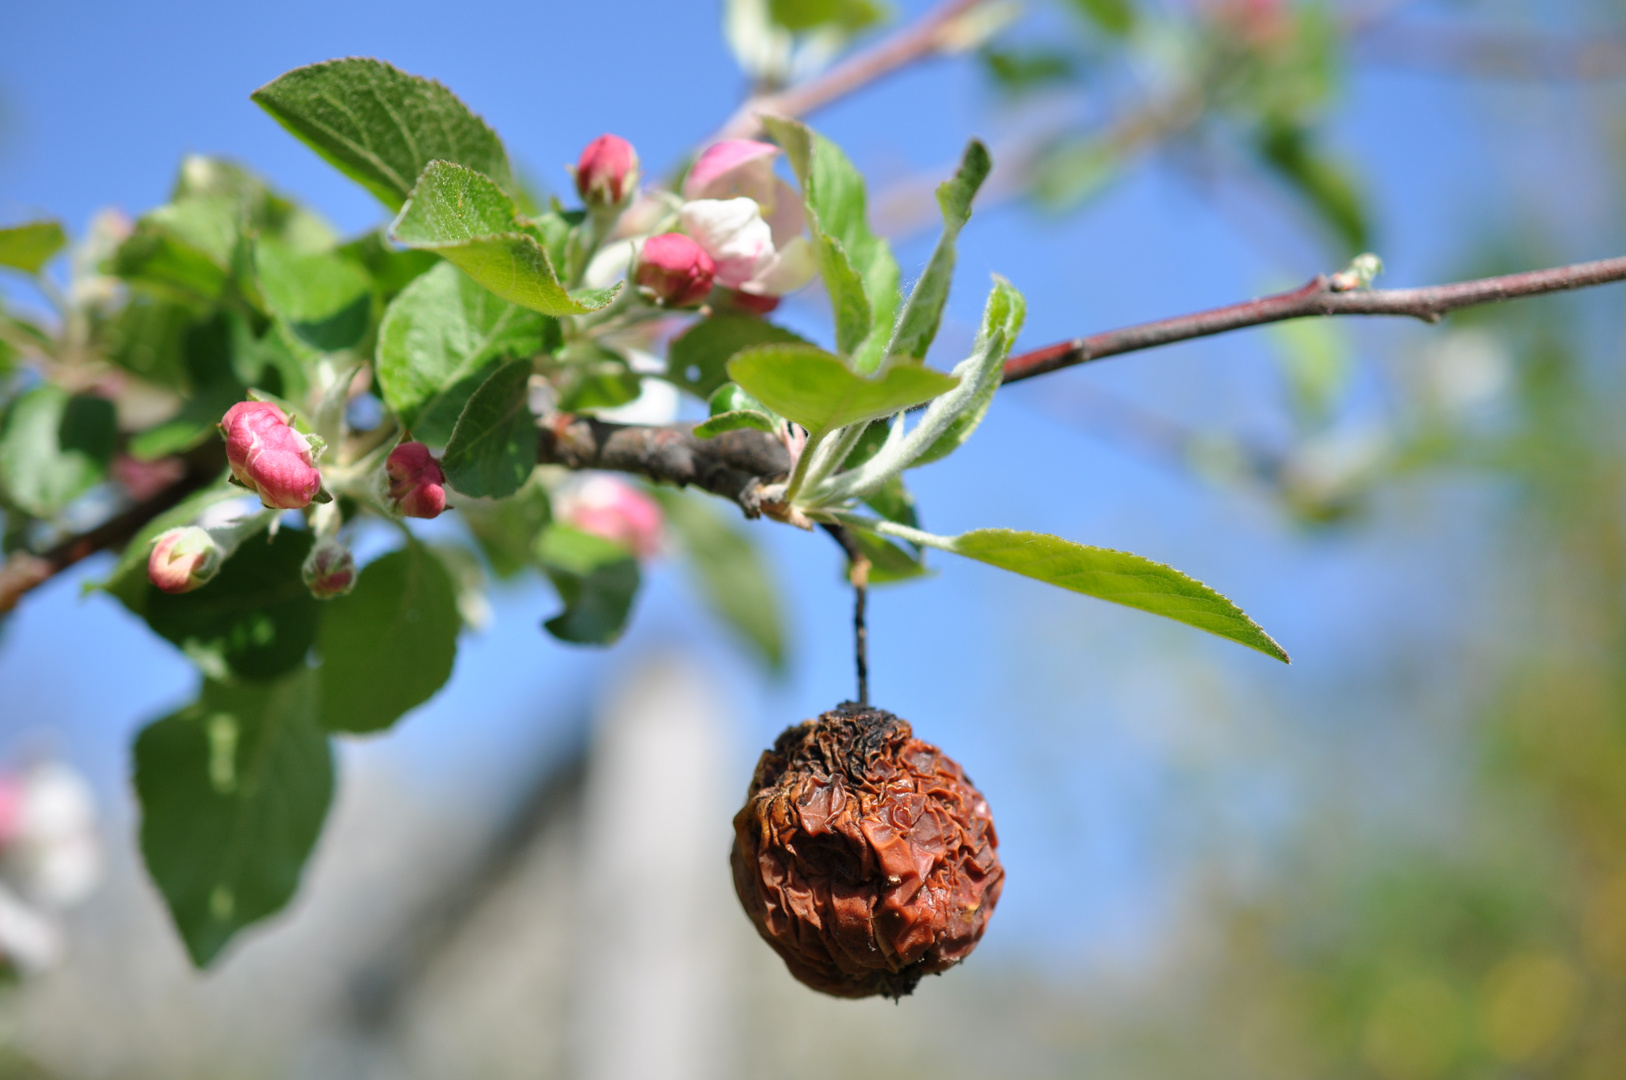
top-left (376, 261), bottom-right (550, 442)
top-left (882, 525), bottom-right (1289, 662)
top-left (253, 239), bottom-right (373, 352)
top-left (109, 200), bottom-right (236, 305)
top-left (252, 58), bottom-right (513, 210)
top-left (0, 221), bottom-right (67, 274)
top-left (536, 525), bottom-right (640, 645)
top-left (979, 47), bottom-right (1076, 95)
top-left (655, 489), bottom-right (786, 670)
top-left (1067, 0), bottom-right (1135, 36)
top-left (315, 542), bottom-right (460, 734)
top-left (0, 386), bottom-right (117, 517)
top-left (390, 162), bottom-right (616, 317)
top-left (851, 529), bottom-right (927, 585)
top-left (1257, 119), bottom-right (1368, 254)
top-left (134, 671), bottom-right (333, 967)
top-left (761, 117), bottom-right (900, 372)
top-left (442, 358), bottom-right (537, 498)
top-left (887, 140), bottom-right (991, 363)
top-left (336, 230), bottom-right (440, 301)
top-left (695, 411), bottom-right (779, 438)
top-left (144, 530), bottom-right (321, 681)
top-left (767, 0), bottom-right (888, 32)
top-left (912, 275), bottom-right (1025, 466)
top-left (102, 297), bottom-right (194, 389)
top-left (727, 344), bottom-right (957, 435)
top-left (665, 315), bottom-right (810, 399)
top-left (460, 480), bottom-right (551, 579)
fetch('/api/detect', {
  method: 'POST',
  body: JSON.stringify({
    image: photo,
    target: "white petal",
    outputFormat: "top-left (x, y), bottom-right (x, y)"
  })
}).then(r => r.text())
top-left (744, 235), bottom-right (818, 296)
top-left (681, 198), bottom-right (773, 289)
top-left (584, 239), bottom-right (635, 290)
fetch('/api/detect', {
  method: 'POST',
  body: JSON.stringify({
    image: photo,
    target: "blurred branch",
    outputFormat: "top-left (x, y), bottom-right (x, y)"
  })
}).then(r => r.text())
top-left (0, 442), bottom-right (225, 614)
top-left (1001, 255), bottom-right (1626, 382)
top-left (713, 0), bottom-right (992, 141)
top-left (1353, 26), bottom-right (1626, 81)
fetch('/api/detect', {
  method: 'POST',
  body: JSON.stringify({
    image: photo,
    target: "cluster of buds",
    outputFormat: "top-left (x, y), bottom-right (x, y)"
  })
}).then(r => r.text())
top-left (553, 474), bottom-right (663, 559)
top-left (573, 131), bottom-right (816, 310)
top-left (386, 441), bottom-right (447, 519)
top-left (732, 704), bottom-right (1004, 999)
top-left (221, 401), bottom-right (323, 509)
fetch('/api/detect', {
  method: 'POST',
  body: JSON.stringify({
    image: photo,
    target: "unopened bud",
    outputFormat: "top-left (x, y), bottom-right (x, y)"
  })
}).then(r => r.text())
top-left (635, 233), bottom-right (715, 308)
top-left (220, 401), bottom-right (322, 509)
top-left (575, 134), bottom-right (640, 209)
top-left (302, 540), bottom-right (357, 599)
top-left (386, 441), bottom-right (448, 519)
top-left (147, 526), bottom-right (222, 594)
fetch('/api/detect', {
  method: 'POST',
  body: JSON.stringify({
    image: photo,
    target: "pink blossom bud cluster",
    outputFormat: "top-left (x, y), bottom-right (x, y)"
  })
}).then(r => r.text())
top-left (554, 474), bottom-right (664, 559)
top-left (386, 442), bottom-right (447, 519)
top-left (635, 233), bottom-right (716, 307)
top-left (220, 401), bottom-right (322, 509)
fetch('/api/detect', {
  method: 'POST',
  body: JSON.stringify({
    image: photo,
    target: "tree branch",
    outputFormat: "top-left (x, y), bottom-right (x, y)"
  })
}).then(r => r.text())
top-left (536, 412), bottom-right (790, 517)
top-left (0, 442), bottom-right (225, 614)
top-left (1000, 255), bottom-right (1626, 383)
top-left (712, 0), bottom-right (990, 141)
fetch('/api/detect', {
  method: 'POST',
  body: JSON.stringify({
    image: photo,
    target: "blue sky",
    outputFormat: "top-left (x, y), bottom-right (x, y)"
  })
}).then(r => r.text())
top-left (2, 0), bottom-right (1616, 971)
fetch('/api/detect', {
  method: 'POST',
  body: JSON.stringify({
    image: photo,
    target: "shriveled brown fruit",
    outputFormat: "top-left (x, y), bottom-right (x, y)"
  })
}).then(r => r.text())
top-left (730, 703), bottom-right (1004, 999)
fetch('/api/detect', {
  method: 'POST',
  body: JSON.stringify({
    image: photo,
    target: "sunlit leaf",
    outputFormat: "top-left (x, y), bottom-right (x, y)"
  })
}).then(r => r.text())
top-left (0, 221), bottom-right (67, 274)
top-left (252, 58), bottom-right (513, 210)
top-left (442, 358), bottom-right (537, 498)
top-left (728, 344), bottom-right (957, 435)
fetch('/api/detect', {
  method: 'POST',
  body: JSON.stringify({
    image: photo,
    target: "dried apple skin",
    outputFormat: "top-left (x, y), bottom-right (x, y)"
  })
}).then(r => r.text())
top-left (730, 703), bottom-right (1004, 999)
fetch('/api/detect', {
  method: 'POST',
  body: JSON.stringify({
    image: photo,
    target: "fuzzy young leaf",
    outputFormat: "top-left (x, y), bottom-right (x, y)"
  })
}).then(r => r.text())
top-left (655, 489), bottom-right (787, 669)
top-left (134, 671), bottom-right (333, 967)
top-left (143, 530), bottom-right (321, 681)
top-left (252, 58), bottom-right (513, 210)
top-left (0, 221), bottom-right (67, 274)
top-left (253, 239), bottom-right (373, 352)
top-left (761, 117), bottom-right (900, 372)
top-left (316, 542), bottom-right (460, 734)
top-left (536, 525), bottom-right (640, 645)
top-left (665, 315), bottom-right (810, 399)
top-left (376, 261), bottom-right (552, 442)
top-left (767, 0), bottom-right (888, 32)
top-left (888, 140), bottom-right (991, 363)
top-left (727, 344), bottom-right (957, 435)
top-left (912, 275), bottom-right (1025, 466)
top-left (391, 162), bottom-right (616, 317)
top-left (442, 358), bottom-right (537, 498)
top-left (0, 385), bottom-right (117, 517)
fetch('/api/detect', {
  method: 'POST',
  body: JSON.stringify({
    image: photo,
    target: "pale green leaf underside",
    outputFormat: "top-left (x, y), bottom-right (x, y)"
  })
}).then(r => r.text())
top-left (727, 344), bottom-right (958, 434)
top-left (391, 161), bottom-right (614, 316)
top-left (252, 58), bottom-right (513, 210)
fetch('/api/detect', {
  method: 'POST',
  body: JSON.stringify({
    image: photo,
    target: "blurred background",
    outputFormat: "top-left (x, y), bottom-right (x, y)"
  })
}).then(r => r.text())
top-left (5, 0), bottom-right (1626, 1076)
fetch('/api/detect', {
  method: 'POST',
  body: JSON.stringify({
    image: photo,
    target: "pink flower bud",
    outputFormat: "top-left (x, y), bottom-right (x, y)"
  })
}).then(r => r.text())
top-left (147, 526), bottom-right (222, 594)
top-left (386, 441), bottom-right (448, 519)
top-left (575, 134), bottom-right (640, 208)
top-left (635, 233), bottom-right (715, 308)
top-left (555, 475), bottom-right (663, 559)
top-left (220, 401), bottom-right (322, 510)
top-left (726, 289), bottom-right (780, 316)
top-left (302, 540), bottom-right (357, 599)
